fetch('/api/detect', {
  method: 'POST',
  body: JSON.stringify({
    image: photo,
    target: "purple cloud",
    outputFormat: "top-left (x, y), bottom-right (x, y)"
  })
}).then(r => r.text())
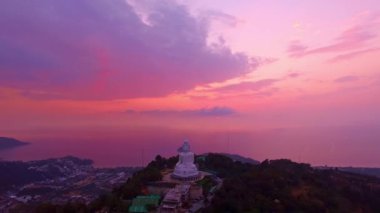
top-left (125, 107), bottom-right (236, 117)
top-left (334, 75), bottom-right (359, 83)
top-left (287, 72), bottom-right (301, 78)
top-left (287, 41), bottom-right (308, 57)
top-left (0, 0), bottom-right (253, 100)
top-left (328, 47), bottom-right (380, 63)
top-left (287, 21), bottom-right (378, 58)
top-left (214, 79), bottom-right (279, 93)
top-left (200, 10), bottom-right (240, 27)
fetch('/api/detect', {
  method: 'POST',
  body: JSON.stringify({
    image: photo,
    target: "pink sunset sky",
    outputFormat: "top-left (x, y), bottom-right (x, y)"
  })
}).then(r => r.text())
top-left (1, 0), bottom-right (380, 166)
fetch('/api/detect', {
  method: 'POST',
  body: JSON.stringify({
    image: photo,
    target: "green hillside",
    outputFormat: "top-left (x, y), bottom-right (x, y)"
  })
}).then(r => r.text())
top-left (16, 154), bottom-right (380, 213)
top-left (205, 159), bottom-right (380, 213)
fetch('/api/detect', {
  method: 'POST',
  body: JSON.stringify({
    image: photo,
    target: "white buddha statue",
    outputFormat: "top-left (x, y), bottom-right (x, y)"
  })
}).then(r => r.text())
top-left (172, 140), bottom-right (200, 180)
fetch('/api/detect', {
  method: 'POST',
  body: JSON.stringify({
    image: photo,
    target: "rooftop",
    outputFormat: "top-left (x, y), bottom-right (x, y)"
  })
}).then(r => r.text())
top-left (129, 194), bottom-right (161, 213)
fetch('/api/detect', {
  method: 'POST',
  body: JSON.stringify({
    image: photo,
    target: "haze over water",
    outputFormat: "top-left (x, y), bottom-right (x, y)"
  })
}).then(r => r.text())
top-left (2, 126), bottom-right (380, 167)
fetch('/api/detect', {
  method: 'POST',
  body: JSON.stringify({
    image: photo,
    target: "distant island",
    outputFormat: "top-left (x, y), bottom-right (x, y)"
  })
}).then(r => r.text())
top-left (0, 137), bottom-right (29, 150)
top-left (315, 166), bottom-right (380, 178)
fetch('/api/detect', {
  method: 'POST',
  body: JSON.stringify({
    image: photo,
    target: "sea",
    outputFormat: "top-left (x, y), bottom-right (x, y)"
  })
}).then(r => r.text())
top-left (1, 126), bottom-right (380, 168)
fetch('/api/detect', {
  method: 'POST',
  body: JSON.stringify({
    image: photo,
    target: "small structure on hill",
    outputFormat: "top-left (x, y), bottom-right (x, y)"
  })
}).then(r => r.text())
top-left (160, 184), bottom-right (191, 212)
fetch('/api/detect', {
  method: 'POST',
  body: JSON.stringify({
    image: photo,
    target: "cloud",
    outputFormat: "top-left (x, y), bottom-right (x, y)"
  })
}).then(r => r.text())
top-left (287, 41), bottom-right (308, 57)
top-left (327, 47), bottom-right (380, 63)
top-left (287, 72), bottom-right (301, 78)
top-left (0, 0), bottom-right (254, 100)
top-left (200, 72), bottom-right (301, 99)
top-left (287, 15), bottom-right (379, 58)
top-left (200, 10), bottom-right (241, 27)
top-left (125, 107), bottom-right (236, 117)
top-left (334, 76), bottom-right (359, 83)
top-left (213, 79), bottom-right (279, 93)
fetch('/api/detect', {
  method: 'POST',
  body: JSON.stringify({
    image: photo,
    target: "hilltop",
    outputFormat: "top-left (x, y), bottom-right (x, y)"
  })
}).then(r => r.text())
top-left (93, 155), bottom-right (380, 212)
top-left (206, 159), bottom-right (380, 212)
top-left (6, 154), bottom-right (380, 212)
top-left (218, 153), bottom-right (260, 165)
